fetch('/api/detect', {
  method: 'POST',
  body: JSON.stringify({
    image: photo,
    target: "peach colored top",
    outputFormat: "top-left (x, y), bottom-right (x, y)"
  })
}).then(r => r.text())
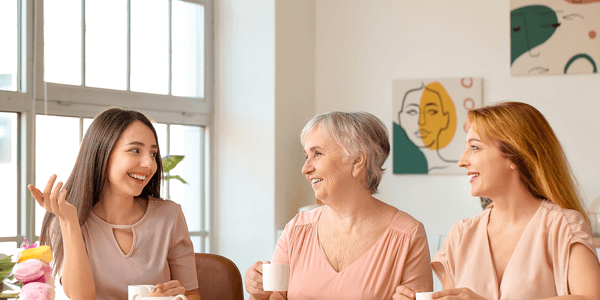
top-left (81, 198), bottom-right (198, 300)
top-left (271, 206), bottom-right (433, 300)
top-left (432, 200), bottom-right (597, 299)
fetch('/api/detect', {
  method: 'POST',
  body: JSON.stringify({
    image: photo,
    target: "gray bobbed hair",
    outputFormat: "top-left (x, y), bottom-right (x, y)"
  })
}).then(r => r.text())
top-left (300, 111), bottom-right (390, 194)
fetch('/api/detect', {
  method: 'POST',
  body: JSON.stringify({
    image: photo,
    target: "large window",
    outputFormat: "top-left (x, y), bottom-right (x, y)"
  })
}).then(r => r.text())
top-left (0, 1), bottom-right (19, 92)
top-left (0, 0), bottom-right (212, 253)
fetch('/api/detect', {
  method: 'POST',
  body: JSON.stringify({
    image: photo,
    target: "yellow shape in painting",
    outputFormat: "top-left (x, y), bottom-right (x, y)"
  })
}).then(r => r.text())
top-left (18, 245), bottom-right (53, 263)
top-left (419, 82), bottom-right (456, 150)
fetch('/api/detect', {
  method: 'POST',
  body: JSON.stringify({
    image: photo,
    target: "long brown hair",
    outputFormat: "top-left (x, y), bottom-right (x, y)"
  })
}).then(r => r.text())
top-left (468, 101), bottom-right (589, 224)
top-left (39, 108), bottom-right (164, 275)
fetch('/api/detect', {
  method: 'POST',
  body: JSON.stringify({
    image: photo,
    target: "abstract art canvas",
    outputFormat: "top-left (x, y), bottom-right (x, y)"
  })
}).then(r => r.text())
top-left (511, 0), bottom-right (600, 76)
top-left (392, 78), bottom-right (482, 175)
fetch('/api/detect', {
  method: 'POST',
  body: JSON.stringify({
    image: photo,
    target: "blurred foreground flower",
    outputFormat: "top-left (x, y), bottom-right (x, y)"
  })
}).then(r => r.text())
top-left (1, 240), bottom-right (55, 299)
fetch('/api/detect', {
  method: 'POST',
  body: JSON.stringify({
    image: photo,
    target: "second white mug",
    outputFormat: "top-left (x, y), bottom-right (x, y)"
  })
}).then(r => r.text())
top-left (262, 263), bottom-right (290, 292)
top-left (132, 294), bottom-right (187, 300)
top-left (415, 292), bottom-right (434, 300)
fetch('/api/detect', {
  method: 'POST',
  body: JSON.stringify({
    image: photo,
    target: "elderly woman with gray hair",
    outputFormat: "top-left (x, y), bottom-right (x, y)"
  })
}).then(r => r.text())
top-left (245, 111), bottom-right (433, 300)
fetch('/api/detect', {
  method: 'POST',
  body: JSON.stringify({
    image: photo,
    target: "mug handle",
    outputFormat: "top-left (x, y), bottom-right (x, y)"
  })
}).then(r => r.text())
top-left (173, 295), bottom-right (188, 300)
top-left (132, 294), bottom-right (144, 300)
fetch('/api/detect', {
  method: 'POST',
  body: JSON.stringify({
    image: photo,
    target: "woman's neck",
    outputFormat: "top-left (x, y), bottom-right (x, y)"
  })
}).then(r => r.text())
top-left (93, 194), bottom-right (147, 225)
top-left (488, 186), bottom-right (542, 226)
top-left (323, 193), bottom-right (395, 232)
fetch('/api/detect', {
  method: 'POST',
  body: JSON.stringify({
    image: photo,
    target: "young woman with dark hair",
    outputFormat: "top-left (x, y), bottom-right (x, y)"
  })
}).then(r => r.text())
top-left (29, 108), bottom-right (201, 300)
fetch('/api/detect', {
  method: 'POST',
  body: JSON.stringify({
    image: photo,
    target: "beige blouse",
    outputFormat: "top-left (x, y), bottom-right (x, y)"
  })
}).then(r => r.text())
top-left (81, 198), bottom-right (198, 300)
top-left (271, 206), bottom-right (433, 299)
top-left (432, 200), bottom-right (597, 299)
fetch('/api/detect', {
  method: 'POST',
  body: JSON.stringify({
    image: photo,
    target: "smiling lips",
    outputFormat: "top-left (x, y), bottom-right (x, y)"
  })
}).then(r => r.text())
top-left (128, 173), bottom-right (147, 182)
top-left (468, 173), bottom-right (479, 183)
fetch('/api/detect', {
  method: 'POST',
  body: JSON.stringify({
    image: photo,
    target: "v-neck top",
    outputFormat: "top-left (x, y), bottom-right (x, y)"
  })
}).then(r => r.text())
top-left (432, 200), bottom-right (597, 299)
top-left (80, 198), bottom-right (198, 300)
top-left (270, 206), bottom-right (433, 299)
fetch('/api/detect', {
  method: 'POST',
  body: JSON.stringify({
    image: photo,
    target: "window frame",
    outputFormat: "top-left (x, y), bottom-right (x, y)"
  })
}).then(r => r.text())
top-left (0, 0), bottom-right (213, 253)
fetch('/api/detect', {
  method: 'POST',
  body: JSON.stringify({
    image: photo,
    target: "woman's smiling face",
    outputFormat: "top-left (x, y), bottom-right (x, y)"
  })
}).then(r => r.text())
top-left (458, 126), bottom-right (515, 198)
top-left (103, 120), bottom-right (158, 200)
top-left (301, 127), bottom-right (354, 203)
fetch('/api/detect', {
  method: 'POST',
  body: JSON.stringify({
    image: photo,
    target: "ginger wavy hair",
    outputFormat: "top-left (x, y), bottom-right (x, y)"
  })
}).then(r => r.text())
top-left (468, 101), bottom-right (589, 224)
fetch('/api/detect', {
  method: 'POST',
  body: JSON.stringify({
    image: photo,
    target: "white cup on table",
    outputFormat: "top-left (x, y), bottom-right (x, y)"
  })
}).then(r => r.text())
top-left (132, 294), bottom-right (187, 300)
top-left (415, 292), bottom-right (434, 300)
top-left (262, 263), bottom-right (290, 291)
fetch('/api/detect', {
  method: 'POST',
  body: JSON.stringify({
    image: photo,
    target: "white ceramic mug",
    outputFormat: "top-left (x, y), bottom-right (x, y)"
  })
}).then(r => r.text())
top-left (415, 292), bottom-right (434, 300)
top-left (132, 294), bottom-right (187, 300)
top-left (128, 285), bottom-right (155, 300)
top-left (262, 263), bottom-right (290, 291)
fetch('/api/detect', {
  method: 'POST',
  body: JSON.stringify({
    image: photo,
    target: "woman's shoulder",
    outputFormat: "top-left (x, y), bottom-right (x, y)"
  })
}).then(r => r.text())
top-left (290, 205), bottom-right (324, 226)
top-left (537, 200), bottom-right (590, 235)
top-left (539, 200), bottom-right (586, 223)
top-left (387, 209), bottom-right (424, 235)
top-left (537, 200), bottom-right (596, 253)
top-left (146, 197), bottom-right (183, 216)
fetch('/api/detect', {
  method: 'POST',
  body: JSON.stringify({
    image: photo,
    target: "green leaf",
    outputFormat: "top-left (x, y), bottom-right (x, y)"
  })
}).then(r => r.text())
top-left (0, 293), bottom-right (19, 298)
top-left (162, 155), bottom-right (184, 173)
top-left (0, 256), bottom-right (15, 280)
top-left (164, 175), bottom-right (187, 184)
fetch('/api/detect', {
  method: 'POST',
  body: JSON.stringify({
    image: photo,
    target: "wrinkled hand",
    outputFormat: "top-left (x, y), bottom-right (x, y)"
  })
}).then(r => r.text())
top-left (245, 261), bottom-right (272, 300)
top-left (160, 280), bottom-right (186, 296)
top-left (393, 285), bottom-right (417, 300)
top-left (28, 174), bottom-right (77, 222)
top-left (432, 288), bottom-right (488, 300)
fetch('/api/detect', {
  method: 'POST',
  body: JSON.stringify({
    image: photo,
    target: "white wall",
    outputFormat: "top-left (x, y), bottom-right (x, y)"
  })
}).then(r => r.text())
top-left (213, 0), bottom-right (276, 280)
top-left (275, 0), bottom-right (317, 231)
top-left (213, 1), bottom-right (316, 294)
top-left (315, 0), bottom-right (600, 237)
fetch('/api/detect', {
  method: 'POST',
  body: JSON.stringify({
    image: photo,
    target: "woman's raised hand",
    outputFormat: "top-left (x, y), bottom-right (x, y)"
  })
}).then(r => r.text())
top-left (245, 261), bottom-right (272, 300)
top-left (28, 174), bottom-right (77, 222)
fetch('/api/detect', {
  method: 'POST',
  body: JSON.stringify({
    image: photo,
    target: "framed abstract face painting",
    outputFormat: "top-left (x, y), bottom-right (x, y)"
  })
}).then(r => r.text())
top-left (511, 0), bottom-right (600, 76)
top-left (392, 78), bottom-right (482, 175)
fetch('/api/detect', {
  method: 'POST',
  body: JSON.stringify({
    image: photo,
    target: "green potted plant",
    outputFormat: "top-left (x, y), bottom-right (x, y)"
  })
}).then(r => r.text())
top-left (162, 155), bottom-right (187, 184)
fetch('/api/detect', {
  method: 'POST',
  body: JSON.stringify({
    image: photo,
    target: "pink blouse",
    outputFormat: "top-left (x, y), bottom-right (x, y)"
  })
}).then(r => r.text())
top-left (81, 198), bottom-right (198, 300)
top-left (432, 200), bottom-right (597, 299)
top-left (271, 206), bottom-right (433, 299)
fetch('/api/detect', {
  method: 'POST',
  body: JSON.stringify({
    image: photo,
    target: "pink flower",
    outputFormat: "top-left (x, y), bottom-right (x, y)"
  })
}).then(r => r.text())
top-left (21, 238), bottom-right (39, 250)
top-left (13, 259), bottom-right (52, 285)
top-left (20, 282), bottom-right (55, 300)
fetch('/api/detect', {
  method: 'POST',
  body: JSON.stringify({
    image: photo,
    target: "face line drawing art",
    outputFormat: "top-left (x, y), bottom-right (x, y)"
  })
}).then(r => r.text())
top-left (512, 13), bottom-right (541, 59)
top-left (420, 88), bottom-right (450, 149)
top-left (528, 67), bottom-right (550, 74)
top-left (397, 81), bottom-right (458, 172)
top-left (393, 81), bottom-right (429, 174)
top-left (421, 84), bottom-right (458, 166)
top-left (398, 82), bottom-right (426, 149)
top-left (564, 53), bottom-right (598, 73)
top-left (511, 5), bottom-right (561, 66)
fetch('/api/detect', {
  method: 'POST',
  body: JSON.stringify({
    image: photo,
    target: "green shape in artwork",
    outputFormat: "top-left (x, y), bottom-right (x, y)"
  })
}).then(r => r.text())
top-left (511, 5), bottom-right (559, 65)
top-left (393, 123), bottom-right (428, 174)
top-left (564, 53), bottom-right (598, 73)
